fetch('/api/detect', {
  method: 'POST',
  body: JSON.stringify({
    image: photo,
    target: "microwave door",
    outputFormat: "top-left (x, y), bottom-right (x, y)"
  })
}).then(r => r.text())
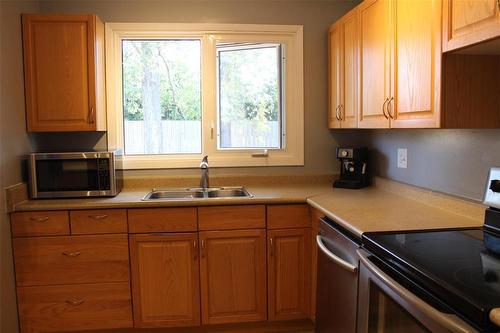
top-left (33, 158), bottom-right (103, 198)
top-left (356, 250), bottom-right (477, 333)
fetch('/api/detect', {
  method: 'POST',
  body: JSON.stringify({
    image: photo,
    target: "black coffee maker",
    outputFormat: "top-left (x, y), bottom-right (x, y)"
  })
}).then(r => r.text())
top-left (333, 147), bottom-right (369, 189)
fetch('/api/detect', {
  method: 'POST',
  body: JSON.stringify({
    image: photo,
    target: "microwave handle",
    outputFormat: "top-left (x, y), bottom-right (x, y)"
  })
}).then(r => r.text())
top-left (317, 235), bottom-right (357, 273)
top-left (357, 249), bottom-right (477, 333)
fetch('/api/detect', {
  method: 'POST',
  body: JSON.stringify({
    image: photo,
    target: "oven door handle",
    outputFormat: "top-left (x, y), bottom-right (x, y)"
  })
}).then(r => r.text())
top-left (357, 249), bottom-right (477, 333)
top-left (316, 235), bottom-right (357, 273)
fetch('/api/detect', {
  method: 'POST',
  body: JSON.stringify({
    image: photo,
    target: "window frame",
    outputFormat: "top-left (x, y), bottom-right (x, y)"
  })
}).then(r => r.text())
top-left (105, 23), bottom-right (304, 169)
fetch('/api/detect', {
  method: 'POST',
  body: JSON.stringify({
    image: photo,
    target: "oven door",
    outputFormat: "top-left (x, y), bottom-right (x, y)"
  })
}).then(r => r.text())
top-left (356, 249), bottom-right (478, 333)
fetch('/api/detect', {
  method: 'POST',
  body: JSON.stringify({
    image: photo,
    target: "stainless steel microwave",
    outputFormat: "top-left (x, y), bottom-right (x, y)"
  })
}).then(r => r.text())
top-left (28, 150), bottom-right (123, 199)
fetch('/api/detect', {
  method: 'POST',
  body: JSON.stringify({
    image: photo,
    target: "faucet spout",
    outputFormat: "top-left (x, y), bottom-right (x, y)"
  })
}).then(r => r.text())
top-left (200, 156), bottom-right (209, 190)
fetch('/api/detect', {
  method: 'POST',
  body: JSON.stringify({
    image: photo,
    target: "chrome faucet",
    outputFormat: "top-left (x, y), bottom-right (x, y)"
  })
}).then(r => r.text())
top-left (199, 155), bottom-right (209, 191)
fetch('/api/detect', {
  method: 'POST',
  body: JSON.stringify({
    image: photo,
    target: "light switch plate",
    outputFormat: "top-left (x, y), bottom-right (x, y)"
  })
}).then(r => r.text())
top-left (397, 148), bottom-right (407, 169)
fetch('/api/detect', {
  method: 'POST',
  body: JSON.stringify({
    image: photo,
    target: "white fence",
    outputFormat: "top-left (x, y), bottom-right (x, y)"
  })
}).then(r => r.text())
top-left (124, 120), bottom-right (279, 154)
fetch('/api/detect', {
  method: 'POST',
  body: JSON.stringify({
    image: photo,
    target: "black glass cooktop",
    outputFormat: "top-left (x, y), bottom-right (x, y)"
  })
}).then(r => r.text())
top-left (363, 228), bottom-right (500, 331)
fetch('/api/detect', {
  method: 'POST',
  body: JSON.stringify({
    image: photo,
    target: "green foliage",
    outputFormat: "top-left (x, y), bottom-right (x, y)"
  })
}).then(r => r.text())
top-left (122, 41), bottom-right (281, 123)
top-left (219, 45), bottom-right (280, 123)
top-left (122, 40), bottom-right (201, 121)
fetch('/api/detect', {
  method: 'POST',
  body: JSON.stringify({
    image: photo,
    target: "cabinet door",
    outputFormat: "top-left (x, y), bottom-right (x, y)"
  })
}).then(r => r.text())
top-left (328, 22), bottom-right (343, 129)
top-left (341, 9), bottom-right (359, 128)
top-left (22, 14), bottom-right (103, 132)
top-left (391, 0), bottom-right (442, 128)
top-left (443, 0), bottom-right (500, 51)
top-left (358, 0), bottom-right (391, 128)
top-left (268, 228), bottom-right (311, 321)
top-left (199, 229), bottom-right (267, 325)
top-left (129, 233), bottom-right (200, 328)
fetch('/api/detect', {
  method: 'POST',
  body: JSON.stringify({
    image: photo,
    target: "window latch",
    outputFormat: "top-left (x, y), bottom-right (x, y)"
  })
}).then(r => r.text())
top-left (251, 149), bottom-right (269, 158)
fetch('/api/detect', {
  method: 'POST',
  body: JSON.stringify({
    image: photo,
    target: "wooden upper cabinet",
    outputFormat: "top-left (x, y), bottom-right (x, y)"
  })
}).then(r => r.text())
top-left (199, 229), bottom-right (267, 325)
top-left (129, 233), bottom-right (200, 328)
top-left (328, 9), bottom-right (359, 129)
top-left (391, 0), bottom-right (442, 128)
top-left (443, 0), bottom-right (500, 52)
top-left (22, 14), bottom-right (106, 132)
top-left (341, 9), bottom-right (360, 128)
top-left (358, 0), bottom-right (391, 128)
top-left (328, 22), bottom-right (343, 129)
top-left (268, 228), bottom-right (311, 321)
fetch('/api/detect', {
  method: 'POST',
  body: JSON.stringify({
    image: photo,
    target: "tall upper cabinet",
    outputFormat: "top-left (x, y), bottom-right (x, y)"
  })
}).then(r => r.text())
top-left (357, 0), bottom-right (441, 128)
top-left (443, 0), bottom-right (500, 52)
top-left (328, 8), bottom-right (359, 129)
top-left (22, 14), bottom-right (106, 132)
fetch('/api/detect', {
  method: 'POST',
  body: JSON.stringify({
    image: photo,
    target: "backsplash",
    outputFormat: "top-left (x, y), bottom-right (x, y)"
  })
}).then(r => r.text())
top-left (333, 129), bottom-right (500, 201)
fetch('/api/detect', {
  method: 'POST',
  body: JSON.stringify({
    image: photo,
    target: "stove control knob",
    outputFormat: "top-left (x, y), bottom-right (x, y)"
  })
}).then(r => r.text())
top-left (340, 150), bottom-right (348, 157)
top-left (490, 180), bottom-right (500, 193)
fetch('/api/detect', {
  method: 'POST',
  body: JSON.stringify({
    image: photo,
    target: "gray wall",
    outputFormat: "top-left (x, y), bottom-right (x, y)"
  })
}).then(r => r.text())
top-left (37, 0), bottom-right (360, 178)
top-left (1, 2), bottom-right (39, 332)
top-left (333, 129), bottom-right (500, 201)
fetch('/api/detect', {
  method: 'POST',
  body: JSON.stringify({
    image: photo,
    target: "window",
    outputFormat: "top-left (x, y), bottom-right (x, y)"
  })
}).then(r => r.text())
top-left (217, 43), bottom-right (283, 149)
top-left (122, 39), bottom-right (201, 155)
top-left (106, 23), bottom-right (303, 169)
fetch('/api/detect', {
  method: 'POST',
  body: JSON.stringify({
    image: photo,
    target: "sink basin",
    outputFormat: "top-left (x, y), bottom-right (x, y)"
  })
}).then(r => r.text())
top-left (142, 187), bottom-right (253, 201)
top-left (207, 188), bottom-right (251, 198)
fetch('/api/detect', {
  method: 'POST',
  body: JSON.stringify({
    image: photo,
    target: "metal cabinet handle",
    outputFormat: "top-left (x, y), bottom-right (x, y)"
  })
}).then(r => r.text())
top-left (193, 240), bottom-right (198, 261)
top-left (270, 237), bottom-right (274, 257)
top-left (357, 249), bottom-right (477, 333)
top-left (88, 214), bottom-right (108, 220)
top-left (316, 235), bottom-right (357, 273)
top-left (387, 97), bottom-right (395, 119)
top-left (338, 104), bottom-right (343, 121)
top-left (66, 298), bottom-right (85, 306)
top-left (62, 251), bottom-right (81, 257)
top-left (88, 106), bottom-right (95, 124)
top-left (29, 216), bottom-right (49, 222)
top-left (334, 105), bottom-right (341, 121)
top-left (200, 239), bottom-right (205, 258)
top-left (382, 98), bottom-right (389, 119)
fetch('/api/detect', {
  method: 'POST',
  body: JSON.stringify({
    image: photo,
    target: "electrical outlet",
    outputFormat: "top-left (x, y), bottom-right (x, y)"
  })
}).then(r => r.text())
top-left (397, 148), bottom-right (407, 169)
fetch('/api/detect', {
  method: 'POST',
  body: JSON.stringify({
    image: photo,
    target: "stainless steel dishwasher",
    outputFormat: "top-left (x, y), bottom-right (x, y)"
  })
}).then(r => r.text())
top-left (316, 216), bottom-right (361, 333)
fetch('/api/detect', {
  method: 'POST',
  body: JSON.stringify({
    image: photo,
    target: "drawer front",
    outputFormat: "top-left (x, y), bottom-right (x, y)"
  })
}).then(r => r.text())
top-left (198, 205), bottom-right (266, 231)
top-left (128, 208), bottom-right (197, 233)
top-left (18, 282), bottom-right (133, 333)
top-left (267, 204), bottom-right (311, 229)
top-left (70, 209), bottom-right (127, 235)
top-left (14, 235), bottom-right (130, 286)
top-left (11, 211), bottom-right (69, 237)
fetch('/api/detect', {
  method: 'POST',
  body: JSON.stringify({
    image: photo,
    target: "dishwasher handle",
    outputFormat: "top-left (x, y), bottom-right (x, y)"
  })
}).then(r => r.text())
top-left (316, 235), bottom-right (357, 273)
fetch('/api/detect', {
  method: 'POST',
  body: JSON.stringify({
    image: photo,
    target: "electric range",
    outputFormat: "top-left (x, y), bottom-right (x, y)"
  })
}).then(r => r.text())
top-left (362, 168), bottom-right (500, 332)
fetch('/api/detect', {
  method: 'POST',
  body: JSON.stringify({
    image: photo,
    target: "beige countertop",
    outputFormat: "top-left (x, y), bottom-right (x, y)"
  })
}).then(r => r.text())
top-left (307, 179), bottom-right (485, 238)
top-left (12, 183), bottom-right (333, 212)
top-left (10, 175), bottom-right (485, 238)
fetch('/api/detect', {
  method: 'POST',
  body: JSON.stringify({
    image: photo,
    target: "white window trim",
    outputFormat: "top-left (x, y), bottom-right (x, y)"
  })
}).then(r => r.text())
top-left (105, 23), bottom-right (304, 169)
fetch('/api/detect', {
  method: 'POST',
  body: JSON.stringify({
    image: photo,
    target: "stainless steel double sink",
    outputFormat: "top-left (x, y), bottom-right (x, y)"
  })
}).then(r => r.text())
top-left (142, 187), bottom-right (253, 201)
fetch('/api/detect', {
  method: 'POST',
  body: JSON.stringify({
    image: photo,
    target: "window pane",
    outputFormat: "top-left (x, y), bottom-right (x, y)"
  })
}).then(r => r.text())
top-left (217, 43), bottom-right (283, 149)
top-left (122, 40), bottom-right (201, 155)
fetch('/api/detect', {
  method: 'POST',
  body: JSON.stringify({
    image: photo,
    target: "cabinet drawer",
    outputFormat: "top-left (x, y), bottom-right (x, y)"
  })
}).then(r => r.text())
top-left (198, 205), bottom-right (266, 231)
top-left (128, 208), bottom-right (197, 233)
top-left (70, 209), bottom-right (127, 235)
top-left (267, 205), bottom-right (311, 229)
top-left (11, 211), bottom-right (69, 237)
top-left (14, 235), bottom-right (130, 286)
top-left (18, 282), bottom-right (133, 333)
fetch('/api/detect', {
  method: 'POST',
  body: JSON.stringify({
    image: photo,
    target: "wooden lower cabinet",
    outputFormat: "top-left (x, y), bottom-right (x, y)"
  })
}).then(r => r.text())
top-left (129, 233), bottom-right (201, 328)
top-left (17, 282), bottom-right (132, 333)
top-left (268, 228), bottom-right (311, 321)
top-left (199, 229), bottom-right (267, 325)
